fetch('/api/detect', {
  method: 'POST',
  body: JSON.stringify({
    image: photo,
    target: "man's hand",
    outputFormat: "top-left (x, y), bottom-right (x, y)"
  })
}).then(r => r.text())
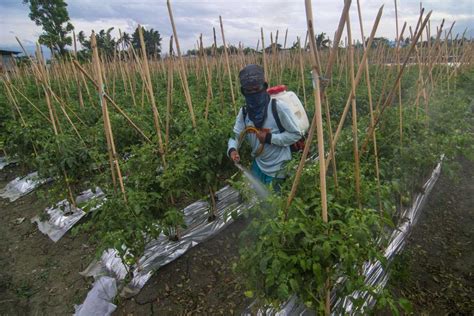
top-left (256, 128), bottom-right (271, 144)
top-left (230, 150), bottom-right (240, 163)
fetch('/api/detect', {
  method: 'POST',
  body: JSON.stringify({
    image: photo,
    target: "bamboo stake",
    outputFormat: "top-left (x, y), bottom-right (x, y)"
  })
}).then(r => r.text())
top-left (91, 32), bottom-right (127, 202)
top-left (4, 79), bottom-right (51, 123)
top-left (323, 93), bottom-right (339, 193)
top-left (356, 0), bottom-right (382, 210)
top-left (324, 6), bottom-right (384, 171)
top-left (361, 11), bottom-right (433, 154)
top-left (72, 31), bottom-right (84, 109)
top-left (409, 26), bottom-right (428, 120)
top-left (305, 2), bottom-right (329, 314)
top-left (285, 1), bottom-right (354, 213)
top-left (297, 37), bottom-right (308, 107)
top-left (201, 35), bottom-right (214, 120)
top-left (166, 37), bottom-right (174, 150)
top-left (219, 15), bottom-right (237, 114)
top-left (213, 27), bottom-right (225, 110)
top-left (346, 14), bottom-right (362, 207)
top-left (261, 28), bottom-right (269, 82)
top-left (72, 61), bottom-right (151, 143)
top-left (138, 25), bottom-right (167, 163)
top-left (325, 0), bottom-right (352, 79)
top-left (35, 44), bottom-right (77, 206)
top-left (167, 0), bottom-right (197, 127)
top-left (394, 1), bottom-right (408, 148)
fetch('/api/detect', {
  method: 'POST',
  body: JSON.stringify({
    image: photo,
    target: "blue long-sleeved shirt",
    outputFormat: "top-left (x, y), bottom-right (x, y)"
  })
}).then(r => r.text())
top-left (227, 99), bottom-right (302, 178)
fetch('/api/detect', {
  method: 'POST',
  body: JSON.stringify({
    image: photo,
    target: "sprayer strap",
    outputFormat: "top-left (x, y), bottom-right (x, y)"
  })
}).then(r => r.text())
top-left (271, 99), bottom-right (285, 133)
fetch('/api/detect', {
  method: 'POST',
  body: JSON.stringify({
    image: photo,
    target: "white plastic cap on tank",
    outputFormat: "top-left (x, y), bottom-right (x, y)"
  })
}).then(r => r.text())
top-left (268, 85), bottom-right (309, 133)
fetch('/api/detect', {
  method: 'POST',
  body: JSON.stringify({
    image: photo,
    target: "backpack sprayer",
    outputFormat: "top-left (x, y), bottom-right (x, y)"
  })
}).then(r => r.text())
top-left (237, 85), bottom-right (309, 157)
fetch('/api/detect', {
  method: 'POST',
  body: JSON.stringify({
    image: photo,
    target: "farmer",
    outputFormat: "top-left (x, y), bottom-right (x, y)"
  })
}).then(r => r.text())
top-left (227, 64), bottom-right (302, 187)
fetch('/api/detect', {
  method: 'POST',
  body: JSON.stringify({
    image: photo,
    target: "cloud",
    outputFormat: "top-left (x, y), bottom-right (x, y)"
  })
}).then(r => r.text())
top-left (0, 0), bottom-right (472, 57)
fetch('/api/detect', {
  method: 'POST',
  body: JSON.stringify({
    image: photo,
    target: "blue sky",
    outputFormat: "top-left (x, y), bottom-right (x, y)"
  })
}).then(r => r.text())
top-left (0, 0), bottom-right (472, 57)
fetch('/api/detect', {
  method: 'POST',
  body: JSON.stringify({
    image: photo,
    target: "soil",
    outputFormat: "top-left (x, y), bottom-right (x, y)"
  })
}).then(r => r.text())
top-left (115, 217), bottom-right (251, 315)
top-left (388, 156), bottom-right (474, 314)
top-left (0, 163), bottom-right (250, 316)
top-left (1, 155), bottom-right (472, 315)
top-left (0, 165), bottom-right (96, 315)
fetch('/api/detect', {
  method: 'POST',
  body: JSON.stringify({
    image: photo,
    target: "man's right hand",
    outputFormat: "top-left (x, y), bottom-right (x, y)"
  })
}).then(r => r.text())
top-left (230, 150), bottom-right (240, 163)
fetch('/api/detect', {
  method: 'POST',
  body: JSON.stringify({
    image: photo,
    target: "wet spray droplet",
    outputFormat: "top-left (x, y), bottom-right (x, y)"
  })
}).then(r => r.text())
top-left (234, 163), bottom-right (270, 200)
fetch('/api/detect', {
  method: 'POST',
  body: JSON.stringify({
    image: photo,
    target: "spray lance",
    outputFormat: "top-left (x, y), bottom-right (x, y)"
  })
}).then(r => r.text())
top-left (233, 127), bottom-right (270, 199)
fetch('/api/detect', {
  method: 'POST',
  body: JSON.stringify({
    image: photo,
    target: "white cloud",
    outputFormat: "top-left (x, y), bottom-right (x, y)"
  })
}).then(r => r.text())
top-left (0, 0), bottom-right (472, 56)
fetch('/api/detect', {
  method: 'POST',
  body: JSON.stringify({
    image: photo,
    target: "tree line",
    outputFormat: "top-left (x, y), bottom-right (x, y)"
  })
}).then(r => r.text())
top-left (23, 0), bottom-right (162, 60)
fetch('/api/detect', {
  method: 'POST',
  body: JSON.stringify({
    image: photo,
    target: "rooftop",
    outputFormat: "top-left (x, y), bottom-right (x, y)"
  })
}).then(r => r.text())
top-left (0, 49), bottom-right (21, 55)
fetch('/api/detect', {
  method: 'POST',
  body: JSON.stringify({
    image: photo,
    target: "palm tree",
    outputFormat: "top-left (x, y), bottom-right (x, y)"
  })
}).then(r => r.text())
top-left (316, 32), bottom-right (331, 49)
top-left (132, 26), bottom-right (162, 58)
top-left (118, 32), bottom-right (131, 49)
top-left (97, 27), bottom-right (116, 56)
top-left (77, 30), bottom-right (90, 49)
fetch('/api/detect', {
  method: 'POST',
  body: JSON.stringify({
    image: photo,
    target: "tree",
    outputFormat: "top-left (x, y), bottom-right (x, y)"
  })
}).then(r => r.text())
top-left (77, 28), bottom-right (117, 57)
top-left (132, 26), bottom-right (162, 58)
top-left (315, 32), bottom-right (331, 49)
top-left (367, 37), bottom-right (390, 48)
top-left (23, 0), bottom-right (74, 56)
top-left (265, 43), bottom-right (282, 54)
top-left (118, 32), bottom-right (131, 49)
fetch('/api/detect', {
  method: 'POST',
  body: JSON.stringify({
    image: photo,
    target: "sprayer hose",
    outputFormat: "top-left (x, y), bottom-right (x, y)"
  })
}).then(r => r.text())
top-left (238, 126), bottom-right (264, 157)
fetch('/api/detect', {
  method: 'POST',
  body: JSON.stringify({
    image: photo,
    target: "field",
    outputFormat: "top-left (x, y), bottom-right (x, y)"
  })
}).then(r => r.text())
top-left (1, 1), bottom-right (473, 315)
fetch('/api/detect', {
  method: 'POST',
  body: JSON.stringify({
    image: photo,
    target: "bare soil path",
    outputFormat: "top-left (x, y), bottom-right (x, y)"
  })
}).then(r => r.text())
top-left (0, 166), bottom-right (95, 315)
top-left (389, 156), bottom-right (474, 314)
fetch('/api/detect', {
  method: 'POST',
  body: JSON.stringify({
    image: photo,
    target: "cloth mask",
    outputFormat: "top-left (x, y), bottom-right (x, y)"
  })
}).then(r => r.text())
top-left (245, 91), bottom-right (270, 128)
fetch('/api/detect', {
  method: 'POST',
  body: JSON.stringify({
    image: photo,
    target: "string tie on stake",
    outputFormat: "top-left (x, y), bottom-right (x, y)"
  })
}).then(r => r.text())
top-left (100, 83), bottom-right (106, 108)
top-left (310, 72), bottom-right (330, 90)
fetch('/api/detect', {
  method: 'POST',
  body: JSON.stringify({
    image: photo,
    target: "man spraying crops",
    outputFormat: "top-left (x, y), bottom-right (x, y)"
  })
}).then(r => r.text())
top-left (227, 64), bottom-right (304, 187)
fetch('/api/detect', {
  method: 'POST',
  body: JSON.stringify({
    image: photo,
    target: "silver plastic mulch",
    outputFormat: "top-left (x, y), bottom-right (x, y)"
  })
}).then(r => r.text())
top-left (77, 185), bottom-right (250, 314)
top-left (74, 276), bottom-right (117, 316)
top-left (0, 171), bottom-right (51, 202)
top-left (244, 159), bottom-right (443, 316)
top-left (31, 187), bottom-right (105, 242)
top-left (0, 156), bottom-right (15, 170)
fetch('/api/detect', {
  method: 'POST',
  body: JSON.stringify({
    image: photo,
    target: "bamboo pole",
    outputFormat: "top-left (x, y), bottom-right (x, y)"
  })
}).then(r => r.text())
top-left (35, 43), bottom-right (78, 206)
top-left (213, 27), bottom-right (225, 110)
top-left (167, 0), bottom-right (197, 127)
top-left (166, 37), bottom-right (174, 150)
top-left (325, 0), bottom-right (352, 79)
top-left (356, 0), bottom-right (382, 210)
top-left (72, 31), bottom-right (84, 109)
top-left (138, 25), bottom-right (167, 163)
top-left (323, 93), bottom-right (339, 193)
top-left (324, 6), bottom-right (384, 171)
top-left (4, 79), bottom-right (51, 124)
top-left (72, 60), bottom-right (151, 143)
top-left (261, 28), bottom-right (269, 82)
top-left (219, 15), bottom-right (237, 114)
top-left (361, 11), bottom-right (433, 154)
top-left (346, 14), bottom-right (362, 207)
top-left (201, 35), bottom-right (214, 120)
top-left (297, 37), bottom-right (308, 107)
top-left (91, 31), bottom-right (127, 202)
top-left (305, 2), bottom-right (329, 314)
top-left (285, 0), bottom-right (354, 213)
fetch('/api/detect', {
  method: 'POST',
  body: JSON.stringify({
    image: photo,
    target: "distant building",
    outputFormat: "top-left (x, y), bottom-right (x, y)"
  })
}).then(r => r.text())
top-left (0, 49), bottom-right (21, 72)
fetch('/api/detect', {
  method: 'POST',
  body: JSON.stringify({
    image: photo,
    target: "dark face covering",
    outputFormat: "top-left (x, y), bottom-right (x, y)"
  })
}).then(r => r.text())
top-left (245, 91), bottom-right (270, 128)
